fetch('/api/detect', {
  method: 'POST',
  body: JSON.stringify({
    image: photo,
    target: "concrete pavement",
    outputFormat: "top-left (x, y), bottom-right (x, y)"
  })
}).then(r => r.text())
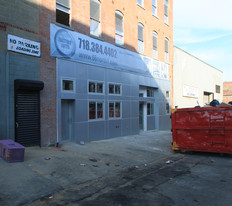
top-left (0, 131), bottom-right (174, 206)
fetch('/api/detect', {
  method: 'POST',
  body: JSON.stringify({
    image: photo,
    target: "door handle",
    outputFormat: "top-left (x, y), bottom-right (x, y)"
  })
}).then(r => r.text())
top-left (16, 122), bottom-right (19, 128)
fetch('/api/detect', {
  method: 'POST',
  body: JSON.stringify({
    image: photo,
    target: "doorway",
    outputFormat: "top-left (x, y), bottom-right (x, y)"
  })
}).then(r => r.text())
top-left (139, 103), bottom-right (144, 130)
top-left (61, 100), bottom-right (74, 141)
top-left (14, 79), bottom-right (44, 146)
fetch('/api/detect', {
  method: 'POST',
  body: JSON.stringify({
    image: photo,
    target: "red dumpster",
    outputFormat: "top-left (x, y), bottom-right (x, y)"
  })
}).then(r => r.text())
top-left (171, 106), bottom-right (232, 154)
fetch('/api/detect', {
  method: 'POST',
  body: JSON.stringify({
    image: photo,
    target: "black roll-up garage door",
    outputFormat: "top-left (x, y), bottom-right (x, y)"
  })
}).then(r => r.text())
top-left (15, 79), bottom-right (44, 146)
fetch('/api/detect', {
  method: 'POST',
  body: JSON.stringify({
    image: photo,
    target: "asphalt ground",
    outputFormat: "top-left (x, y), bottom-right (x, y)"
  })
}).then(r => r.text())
top-left (1, 131), bottom-right (232, 206)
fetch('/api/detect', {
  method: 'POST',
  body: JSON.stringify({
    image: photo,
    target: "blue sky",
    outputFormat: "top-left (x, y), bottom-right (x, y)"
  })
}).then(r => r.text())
top-left (173, 0), bottom-right (232, 82)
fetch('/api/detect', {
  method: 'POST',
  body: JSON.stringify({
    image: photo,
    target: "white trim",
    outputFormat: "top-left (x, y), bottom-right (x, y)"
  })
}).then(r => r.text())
top-left (108, 101), bottom-right (122, 119)
top-left (56, 4), bottom-right (70, 13)
top-left (88, 100), bottom-right (105, 121)
top-left (137, 0), bottom-right (144, 8)
top-left (115, 11), bottom-right (124, 46)
top-left (56, 58), bottom-right (59, 144)
top-left (61, 77), bottom-right (76, 93)
top-left (108, 82), bottom-right (122, 96)
top-left (88, 80), bottom-right (105, 94)
top-left (152, 0), bottom-right (157, 16)
top-left (90, 0), bottom-right (101, 38)
top-left (147, 102), bottom-right (155, 116)
top-left (153, 31), bottom-right (158, 59)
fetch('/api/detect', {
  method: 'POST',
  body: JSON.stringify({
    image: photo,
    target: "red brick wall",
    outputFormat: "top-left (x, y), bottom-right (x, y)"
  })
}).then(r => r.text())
top-left (223, 82), bottom-right (232, 103)
top-left (39, 0), bottom-right (57, 146)
top-left (38, 0), bottom-right (173, 145)
top-left (72, 0), bottom-right (174, 105)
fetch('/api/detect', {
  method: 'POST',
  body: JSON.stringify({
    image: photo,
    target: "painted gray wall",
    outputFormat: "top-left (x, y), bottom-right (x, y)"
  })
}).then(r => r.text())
top-left (58, 59), bottom-right (171, 143)
top-left (0, 52), bottom-right (39, 140)
top-left (0, 52), bottom-right (7, 138)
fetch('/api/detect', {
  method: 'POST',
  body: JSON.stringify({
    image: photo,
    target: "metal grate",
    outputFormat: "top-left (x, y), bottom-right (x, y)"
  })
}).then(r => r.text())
top-left (15, 91), bottom-right (41, 146)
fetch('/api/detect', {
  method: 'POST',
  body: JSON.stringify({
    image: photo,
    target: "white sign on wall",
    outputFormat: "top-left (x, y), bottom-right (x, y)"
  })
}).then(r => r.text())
top-left (7, 34), bottom-right (41, 57)
top-left (50, 24), bottom-right (169, 80)
top-left (183, 85), bottom-right (199, 98)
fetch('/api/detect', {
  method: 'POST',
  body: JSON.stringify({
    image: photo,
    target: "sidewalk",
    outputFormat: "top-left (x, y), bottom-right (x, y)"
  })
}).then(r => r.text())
top-left (0, 130), bottom-right (173, 206)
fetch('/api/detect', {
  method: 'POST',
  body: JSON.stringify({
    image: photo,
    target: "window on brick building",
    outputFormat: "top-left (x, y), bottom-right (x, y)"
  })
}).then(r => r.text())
top-left (90, 0), bottom-right (101, 38)
top-left (115, 11), bottom-right (124, 46)
top-left (137, 0), bottom-right (144, 7)
top-left (56, 0), bottom-right (71, 27)
top-left (164, 0), bottom-right (169, 24)
top-left (153, 31), bottom-right (158, 59)
top-left (152, 0), bottom-right (157, 16)
top-left (165, 37), bottom-right (169, 63)
top-left (138, 23), bottom-right (144, 53)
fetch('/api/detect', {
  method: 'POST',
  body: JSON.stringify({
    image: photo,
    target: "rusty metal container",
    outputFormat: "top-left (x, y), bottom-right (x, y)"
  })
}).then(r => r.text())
top-left (171, 106), bottom-right (232, 154)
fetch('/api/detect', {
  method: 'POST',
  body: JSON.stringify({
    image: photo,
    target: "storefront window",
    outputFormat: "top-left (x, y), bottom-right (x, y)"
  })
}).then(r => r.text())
top-left (89, 82), bottom-right (95, 93)
top-left (89, 102), bottom-right (96, 119)
top-left (115, 85), bottom-right (121, 94)
top-left (115, 102), bottom-right (121, 117)
top-left (109, 102), bottom-right (121, 118)
top-left (97, 102), bottom-right (103, 118)
top-left (147, 88), bottom-right (154, 97)
top-left (147, 103), bottom-right (154, 115)
top-left (109, 102), bottom-right (114, 118)
top-left (89, 81), bottom-right (104, 94)
top-left (89, 101), bottom-right (104, 120)
top-left (97, 83), bottom-right (103, 93)
top-left (62, 79), bottom-right (74, 92)
top-left (166, 103), bottom-right (170, 114)
top-left (109, 83), bottom-right (121, 95)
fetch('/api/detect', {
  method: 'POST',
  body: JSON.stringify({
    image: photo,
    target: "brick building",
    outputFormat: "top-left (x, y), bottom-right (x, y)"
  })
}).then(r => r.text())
top-left (0, 0), bottom-right (173, 146)
top-left (223, 82), bottom-right (232, 103)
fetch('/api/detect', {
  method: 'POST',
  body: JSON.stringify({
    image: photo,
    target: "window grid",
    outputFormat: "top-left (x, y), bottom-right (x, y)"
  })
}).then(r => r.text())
top-left (152, 0), bottom-right (157, 16)
top-left (164, 0), bottom-right (168, 24)
top-left (56, 0), bottom-right (71, 27)
top-left (166, 103), bottom-right (170, 114)
top-left (137, 0), bottom-right (144, 7)
top-left (147, 103), bottom-right (154, 115)
top-left (138, 23), bottom-right (144, 53)
top-left (90, 0), bottom-right (101, 37)
top-left (115, 11), bottom-right (124, 46)
top-left (62, 78), bottom-right (75, 92)
top-left (165, 37), bottom-right (169, 63)
top-left (89, 81), bottom-right (104, 94)
top-left (89, 101), bottom-right (104, 120)
top-left (153, 31), bottom-right (158, 59)
top-left (216, 85), bottom-right (221, 94)
top-left (109, 102), bottom-right (121, 119)
top-left (109, 83), bottom-right (121, 95)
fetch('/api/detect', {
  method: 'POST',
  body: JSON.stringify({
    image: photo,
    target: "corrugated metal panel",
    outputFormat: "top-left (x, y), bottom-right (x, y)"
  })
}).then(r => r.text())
top-left (15, 91), bottom-right (41, 146)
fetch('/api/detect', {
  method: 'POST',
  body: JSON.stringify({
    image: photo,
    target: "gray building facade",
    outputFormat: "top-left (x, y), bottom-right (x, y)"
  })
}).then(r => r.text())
top-left (51, 24), bottom-right (171, 143)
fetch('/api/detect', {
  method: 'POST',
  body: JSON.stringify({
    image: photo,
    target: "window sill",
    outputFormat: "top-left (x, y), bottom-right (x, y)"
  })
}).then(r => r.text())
top-left (89, 118), bottom-right (105, 122)
top-left (115, 43), bottom-right (126, 49)
top-left (152, 14), bottom-right (159, 19)
top-left (153, 57), bottom-right (158, 60)
top-left (90, 34), bottom-right (104, 41)
top-left (109, 117), bottom-right (122, 120)
top-left (138, 51), bottom-right (144, 55)
top-left (55, 22), bottom-right (74, 31)
top-left (137, 4), bottom-right (145, 10)
top-left (164, 22), bottom-right (170, 27)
